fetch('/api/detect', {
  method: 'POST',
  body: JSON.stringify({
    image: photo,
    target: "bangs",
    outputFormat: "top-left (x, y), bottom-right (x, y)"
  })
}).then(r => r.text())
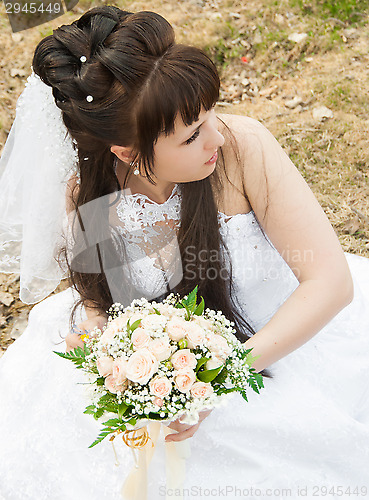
top-left (135, 44), bottom-right (220, 154)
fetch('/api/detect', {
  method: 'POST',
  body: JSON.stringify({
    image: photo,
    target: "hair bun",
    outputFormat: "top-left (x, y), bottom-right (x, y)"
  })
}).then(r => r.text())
top-left (74, 6), bottom-right (124, 56)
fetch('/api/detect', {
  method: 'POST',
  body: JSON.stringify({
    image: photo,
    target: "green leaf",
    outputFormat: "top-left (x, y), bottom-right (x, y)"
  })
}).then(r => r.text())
top-left (83, 405), bottom-right (96, 415)
top-left (118, 402), bottom-right (129, 419)
top-left (247, 376), bottom-right (260, 394)
top-left (96, 377), bottom-right (105, 386)
top-left (102, 418), bottom-right (121, 427)
top-left (254, 373), bottom-right (264, 389)
top-left (245, 350), bottom-right (261, 368)
top-left (153, 308), bottom-right (161, 315)
top-left (197, 365), bottom-right (223, 383)
top-left (193, 297), bottom-right (205, 316)
top-left (240, 390), bottom-right (249, 402)
top-left (130, 319), bottom-right (142, 332)
top-left (94, 408), bottom-right (104, 420)
top-left (195, 356), bottom-right (210, 372)
top-left (185, 286), bottom-right (198, 310)
top-left (213, 367), bottom-right (227, 384)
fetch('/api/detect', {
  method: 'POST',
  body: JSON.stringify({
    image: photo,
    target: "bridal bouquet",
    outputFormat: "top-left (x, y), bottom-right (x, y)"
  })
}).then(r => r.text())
top-left (55, 286), bottom-right (264, 448)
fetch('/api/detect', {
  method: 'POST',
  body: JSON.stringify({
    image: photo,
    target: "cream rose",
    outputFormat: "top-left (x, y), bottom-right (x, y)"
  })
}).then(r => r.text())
top-left (140, 314), bottom-right (167, 331)
top-left (125, 348), bottom-right (159, 385)
top-left (165, 317), bottom-right (188, 341)
top-left (193, 315), bottom-right (213, 331)
top-left (109, 313), bottom-right (130, 330)
top-left (149, 376), bottom-right (172, 398)
top-left (185, 322), bottom-right (206, 348)
top-left (112, 357), bottom-right (128, 385)
top-left (174, 368), bottom-right (196, 393)
top-left (156, 303), bottom-right (175, 319)
top-left (205, 355), bottom-right (225, 371)
top-left (104, 375), bottom-right (127, 394)
top-left (96, 356), bottom-right (114, 377)
top-left (170, 349), bottom-right (197, 370)
top-left (99, 325), bottom-right (118, 345)
top-left (127, 312), bottom-right (144, 326)
top-left (206, 334), bottom-right (232, 358)
top-left (131, 328), bottom-right (151, 351)
top-left (190, 381), bottom-right (214, 398)
top-left (148, 338), bottom-right (172, 362)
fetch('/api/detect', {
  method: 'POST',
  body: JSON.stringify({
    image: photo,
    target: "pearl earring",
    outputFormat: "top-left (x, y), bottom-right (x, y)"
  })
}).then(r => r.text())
top-left (130, 161), bottom-right (140, 176)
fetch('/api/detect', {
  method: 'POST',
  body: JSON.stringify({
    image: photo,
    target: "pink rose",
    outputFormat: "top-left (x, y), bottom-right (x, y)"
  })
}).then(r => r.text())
top-left (153, 397), bottom-right (164, 407)
top-left (149, 376), bottom-right (172, 398)
top-left (185, 322), bottom-right (205, 348)
top-left (131, 328), bottom-right (151, 350)
top-left (112, 357), bottom-right (128, 385)
top-left (126, 348), bottom-right (159, 385)
top-left (104, 375), bottom-right (127, 394)
top-left (170, 349), bottom-right (197, 370)
top-left (165, 317), bottom-right (188, 341)
top-left (190, 381), bottom-right (214, 398)
top-left (174, 368), bottom-right (196, 393)
top-left (148, 338), bottom-right (172, 362)
top-left (206, 334), bottom-right (232, 358)
top-left (96, 356), bottom-right (114, 377)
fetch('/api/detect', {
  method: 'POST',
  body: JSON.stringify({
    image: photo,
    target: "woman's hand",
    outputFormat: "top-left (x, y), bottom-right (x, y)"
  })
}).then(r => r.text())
top-left (65, 316), bottom-right (107, 353)
top-left (165, 409), bottom-right (213, 443)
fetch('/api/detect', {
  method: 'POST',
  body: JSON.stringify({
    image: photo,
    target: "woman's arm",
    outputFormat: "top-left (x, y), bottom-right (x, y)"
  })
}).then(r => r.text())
top-left (244, 279), bottom-right (352, 373)
top-left (226, 115), bottom-right (354, 372)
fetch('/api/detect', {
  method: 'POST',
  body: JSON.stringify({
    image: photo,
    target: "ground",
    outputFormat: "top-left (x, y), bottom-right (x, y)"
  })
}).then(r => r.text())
top-left (0, 0), bottom-right (368, 354)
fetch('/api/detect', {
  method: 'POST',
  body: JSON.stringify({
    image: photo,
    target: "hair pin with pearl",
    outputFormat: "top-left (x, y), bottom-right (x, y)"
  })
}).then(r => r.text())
top-left (80, 55), bottom-right (87, 63)
top-left (86, 95), bottom-right (93, 102)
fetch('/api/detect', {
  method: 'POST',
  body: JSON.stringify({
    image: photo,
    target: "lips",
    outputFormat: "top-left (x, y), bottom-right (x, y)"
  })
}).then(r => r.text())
top-left (206, 151), bottom-right (218, 164)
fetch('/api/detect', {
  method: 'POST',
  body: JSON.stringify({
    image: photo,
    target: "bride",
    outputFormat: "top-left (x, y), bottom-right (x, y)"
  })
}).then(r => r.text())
top-left (0, 5), bottom-right (368, 499)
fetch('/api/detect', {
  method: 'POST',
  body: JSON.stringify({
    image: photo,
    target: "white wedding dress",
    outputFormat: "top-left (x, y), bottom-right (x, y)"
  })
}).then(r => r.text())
top-left (1, 183), bottom-right (369, 500)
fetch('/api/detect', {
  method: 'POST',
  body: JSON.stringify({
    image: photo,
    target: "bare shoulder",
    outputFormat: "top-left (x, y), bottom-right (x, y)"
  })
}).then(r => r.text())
top-left (215, 113), bottom-right (276, 210)
top-left (216, 113), bottom-right (272, 171)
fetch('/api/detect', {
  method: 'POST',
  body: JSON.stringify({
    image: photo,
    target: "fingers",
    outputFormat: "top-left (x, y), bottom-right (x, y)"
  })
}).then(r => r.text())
top-left (71, 323), bottom-right (91, 335)
top-left (165, 408), bottom-right (213, 442)
top-left (65, 332), bottom-right (85, 353)
top-left (165, 424), bottom-right (199, 442)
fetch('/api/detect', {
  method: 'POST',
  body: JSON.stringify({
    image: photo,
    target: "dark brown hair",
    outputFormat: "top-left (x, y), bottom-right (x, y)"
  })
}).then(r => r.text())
top-left (32, 6), bottom-right (271, 378)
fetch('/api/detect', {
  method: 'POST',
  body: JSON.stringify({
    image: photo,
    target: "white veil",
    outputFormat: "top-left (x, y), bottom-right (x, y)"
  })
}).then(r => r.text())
top-left (0, 70), bottom-right (79, 304)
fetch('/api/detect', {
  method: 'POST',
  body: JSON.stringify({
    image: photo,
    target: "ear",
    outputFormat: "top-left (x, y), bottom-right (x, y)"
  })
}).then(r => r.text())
top-left (110, 145), bottom-right (135, 164)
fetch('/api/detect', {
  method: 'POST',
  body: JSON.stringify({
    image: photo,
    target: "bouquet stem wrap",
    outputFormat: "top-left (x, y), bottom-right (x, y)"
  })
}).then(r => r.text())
top-left (119, 422), bottom-right (191, 500)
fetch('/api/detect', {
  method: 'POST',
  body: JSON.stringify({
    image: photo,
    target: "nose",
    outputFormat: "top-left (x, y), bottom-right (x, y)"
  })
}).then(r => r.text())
top-left (204, 122), bottom-right (225, 151)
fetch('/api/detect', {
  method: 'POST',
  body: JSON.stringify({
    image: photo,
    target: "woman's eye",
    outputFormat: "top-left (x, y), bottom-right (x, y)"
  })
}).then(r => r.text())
top-left (185, 128), bottom-right (200, 145)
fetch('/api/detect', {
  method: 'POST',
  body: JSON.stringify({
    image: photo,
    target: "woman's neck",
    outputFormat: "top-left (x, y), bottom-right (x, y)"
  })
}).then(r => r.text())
top-left (115, 158), bottom-right (177, 204)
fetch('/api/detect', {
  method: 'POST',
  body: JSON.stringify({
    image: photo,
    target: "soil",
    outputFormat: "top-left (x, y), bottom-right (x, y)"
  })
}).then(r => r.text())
top-left (1, 0), bottom-right (368, 355)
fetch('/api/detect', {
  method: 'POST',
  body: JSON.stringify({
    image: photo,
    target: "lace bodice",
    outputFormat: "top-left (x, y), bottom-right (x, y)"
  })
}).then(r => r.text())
top-left (106, 183), bottom-right (299, 331)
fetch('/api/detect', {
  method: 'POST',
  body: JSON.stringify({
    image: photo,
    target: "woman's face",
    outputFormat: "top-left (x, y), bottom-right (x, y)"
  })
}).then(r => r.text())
top-left (152, 107), bottom-right (225, 184)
